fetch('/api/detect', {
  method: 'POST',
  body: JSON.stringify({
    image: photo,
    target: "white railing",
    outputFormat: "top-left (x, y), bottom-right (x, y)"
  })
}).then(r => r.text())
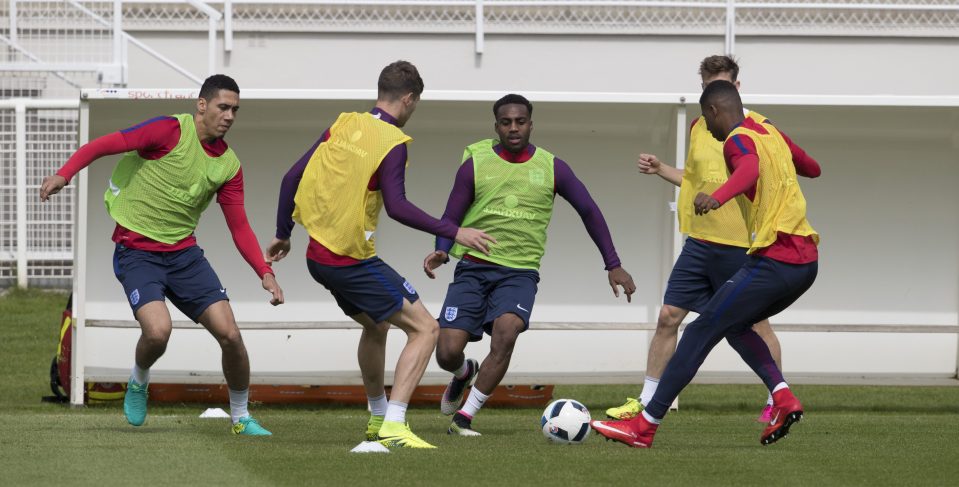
top-left (4, 1), bottom-right (958, 87)
top-left (0, 98), bottom-right (79, 288)
top-left (1, 0), bottom-right (219, 88)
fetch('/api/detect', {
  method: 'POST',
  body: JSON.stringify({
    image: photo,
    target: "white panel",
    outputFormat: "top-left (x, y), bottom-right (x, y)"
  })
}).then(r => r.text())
top-left (699, 333), bottom-right (958, 376)
top-left (123, 32), bottom-right (959, 97)
top-left (80, 96), bottom-right (959, 380)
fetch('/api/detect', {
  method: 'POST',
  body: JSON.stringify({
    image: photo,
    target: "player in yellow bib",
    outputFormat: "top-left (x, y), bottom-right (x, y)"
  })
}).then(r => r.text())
top-left (606, 56), bottom-right (789, 423)
top-left (593, 79), bottom-right (820, 448)
top-left (267, 61), bottom-right (495, 450)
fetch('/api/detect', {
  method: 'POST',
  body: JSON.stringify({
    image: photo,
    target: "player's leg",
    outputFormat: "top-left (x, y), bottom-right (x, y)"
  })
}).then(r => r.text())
top-left (113, 244), bottom-right (170, 427)
top-left (607, 238), bottom-right (707, 420)
top-left (746, 259), bottom-right (817, 445)
top-left (593, 257), bottom-right (791, 447)
top-left (168, 247), bottom-right (270, 436)
top-left (708, 242), bottom-right (787, 420)
top-left (307, 256), bottom-right (437, 448)
top-left (436, 328), bottom-right (476, 417)
top-left (449, 312), bottom-right (524, 436)
top-left (195, 302), bottom-right (272, 436)
top-left (436, 260), bottom-right (488, 416)
top-left (376, 298), bottom-right (439, 448)
top-left (349, 311), bottom-right (390, 440)
top-left (750, 319), bottom-right (780, 421)
top-left (125, 301), bottom-right (172, 427)
top-left (450, 266), bottom-right (537, 435)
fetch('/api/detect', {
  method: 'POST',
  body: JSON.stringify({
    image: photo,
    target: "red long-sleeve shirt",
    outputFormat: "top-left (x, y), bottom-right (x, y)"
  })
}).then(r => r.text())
top-left (57, 116), bottom-right (273, 278)
top-left (713, 117), bottom-right (821, 264)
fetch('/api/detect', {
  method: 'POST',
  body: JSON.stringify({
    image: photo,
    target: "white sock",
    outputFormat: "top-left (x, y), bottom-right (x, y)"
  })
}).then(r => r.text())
top-left (229, 388), bottom-right (249, 423)
top-left (384, 400), bottom-right (408, 423)
top-left (368, 393), bottom-right (388, 417)
top-left (131, 365), bottom-right (149, 385)
top-left (639, 376), bottom-right (659, 407)
top-left (641, 410), bottom-right (662, 425)
top-left (772, 382), bottom-right (789, 394)
top-left (452, 360), bottom-right (470, 379)
top-left (460, 387), bottom-right (490, 418)
top-left (766, 392), bottom-right (774, 406)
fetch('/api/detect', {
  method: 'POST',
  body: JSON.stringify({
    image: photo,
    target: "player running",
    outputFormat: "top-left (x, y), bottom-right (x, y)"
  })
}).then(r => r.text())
top-left (267, 61), bottom-right (494, 449)
top-left (424, 94), bottom-right (636, 436)
top-left (607, 55), bottom-right (789, 423)
top-left (40, 74), bottom-right (282, 436)
top-left (592, 80), bottom-right (820, 448)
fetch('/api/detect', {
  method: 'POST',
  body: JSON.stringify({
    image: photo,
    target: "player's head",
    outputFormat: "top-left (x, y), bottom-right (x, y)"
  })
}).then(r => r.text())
top-left (699, 79), bottom-right (744, 142)
top-left (197, 74), bottom-right (240, 139)
top-left (699, 55), bottom-right (741, 91)
top-left (377, 60), bottom-right (424, 127)
top-left (493, 94), bottom-right (533, 154)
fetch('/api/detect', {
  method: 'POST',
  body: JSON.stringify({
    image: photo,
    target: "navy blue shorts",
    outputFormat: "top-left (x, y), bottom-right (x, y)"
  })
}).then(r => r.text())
top-left (663, 237), bottom-right (750, 314)
top-left (645, 256), bottom-right (818, 419)
top-left (306, 256), bottom-right (419, 323)
top-left (112, 244), bottom-right (228, 323)
top-left (438, 260), bottom-right (539, 342)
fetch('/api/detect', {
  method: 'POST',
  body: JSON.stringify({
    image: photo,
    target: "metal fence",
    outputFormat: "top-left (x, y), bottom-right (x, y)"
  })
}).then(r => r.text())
top-left (0, 99), bottom-right (78, 288)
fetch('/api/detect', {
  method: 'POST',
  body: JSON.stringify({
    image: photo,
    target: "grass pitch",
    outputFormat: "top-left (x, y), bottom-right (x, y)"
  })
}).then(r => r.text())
top-left (2, 288), bottom-right (958, 486)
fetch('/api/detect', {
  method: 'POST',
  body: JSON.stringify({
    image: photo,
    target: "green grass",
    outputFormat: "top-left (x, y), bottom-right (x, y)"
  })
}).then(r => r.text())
top-left (2, 289), bottom-right (958, 486)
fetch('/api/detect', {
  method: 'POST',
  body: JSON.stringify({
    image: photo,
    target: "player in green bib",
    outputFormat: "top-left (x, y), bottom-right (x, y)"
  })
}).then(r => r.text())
top-left (40, 75), bottom-right (282, 436)
top-left (423, 94), bottom-right (637, 435)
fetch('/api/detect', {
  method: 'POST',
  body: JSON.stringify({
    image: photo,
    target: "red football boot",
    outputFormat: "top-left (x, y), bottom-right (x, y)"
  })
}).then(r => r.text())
top-left (591, 415), bottom-right (659, 448)
top-left (761, 388), bottom-right (804, 446)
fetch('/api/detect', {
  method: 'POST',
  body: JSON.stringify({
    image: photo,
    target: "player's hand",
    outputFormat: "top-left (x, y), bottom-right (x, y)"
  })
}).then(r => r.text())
top-left (693, 192), bottom-right (721, 215)
top-left (262, 273), bottom-right (284, 306)
top-left (423, 250), bottom-right (449, 279)
top-left (455, 227), bottom-right (497, 256)
top-left (39, 174), bottom-right (67, 202)
top-left (265, 237), bottom-right (291, 263)
top-left (637, 154), bottom-right (662, 175)
top-left (608, 267), bottom-right (636, 303)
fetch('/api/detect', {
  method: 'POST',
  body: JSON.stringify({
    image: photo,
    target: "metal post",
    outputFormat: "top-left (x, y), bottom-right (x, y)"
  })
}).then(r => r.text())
top-left (9, 0), bottom-right (17, 46)
top-left (15, 102), bottom-right (27, 288)
top-left (113, 0), bottom-right (122, 66)
top-left (225, 0), bottom-right (233, 52)
top-left (71, 98), bottom-right (91, 407)
top-left (725, 0), bottom-right (736, 55)
top-left (475, 0), bottom-right (484, 54)
top-left (668, 99), bottom-right (688, 411)
top-left (673, 100), bottom-right (687, 262)
top-left (208, 16), bottom-right (217, 75)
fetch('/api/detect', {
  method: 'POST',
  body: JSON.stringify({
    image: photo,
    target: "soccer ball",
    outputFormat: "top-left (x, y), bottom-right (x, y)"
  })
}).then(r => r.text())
top-left (541, 398), bottom-right (591, 444)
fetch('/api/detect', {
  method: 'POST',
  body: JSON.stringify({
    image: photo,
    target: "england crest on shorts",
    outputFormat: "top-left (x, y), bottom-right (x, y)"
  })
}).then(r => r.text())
top-left (444, 306), bottom-right (458, 321)
top-left (403, 280), bottom-right (417, 295)
top-left (129, 289), bottom-right (140, 306)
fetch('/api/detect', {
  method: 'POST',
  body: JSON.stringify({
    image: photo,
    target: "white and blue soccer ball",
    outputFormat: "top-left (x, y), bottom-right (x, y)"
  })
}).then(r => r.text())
top-left (541, 398), bottom-right (591, 444)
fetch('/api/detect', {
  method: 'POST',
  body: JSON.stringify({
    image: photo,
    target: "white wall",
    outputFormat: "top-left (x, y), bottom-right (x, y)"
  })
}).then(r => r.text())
top-left (77, 96), bottom-right (959, 383)
top-left (123, 32), bottom-right (959, 97)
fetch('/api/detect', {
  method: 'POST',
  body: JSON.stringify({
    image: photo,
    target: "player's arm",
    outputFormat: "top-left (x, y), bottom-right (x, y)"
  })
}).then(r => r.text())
top-left (39, 116), bottom-right (175, 201)
top-left (424, 161), bottom-right (475, 279)
top-left (218, 168), bottom-right (284, 306)
top-left (379, 145), bottom-right (496, 255)
top-left (778, 129), bottom-right (822, 178)
top-left (266, 130), bottom-right (328, 263)
top-left (555, 158), bottom-right (636, 302)
top-left (695, 134), bottom-right (759, 215)
top-left (637, 153), bottom-right (683, 187)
